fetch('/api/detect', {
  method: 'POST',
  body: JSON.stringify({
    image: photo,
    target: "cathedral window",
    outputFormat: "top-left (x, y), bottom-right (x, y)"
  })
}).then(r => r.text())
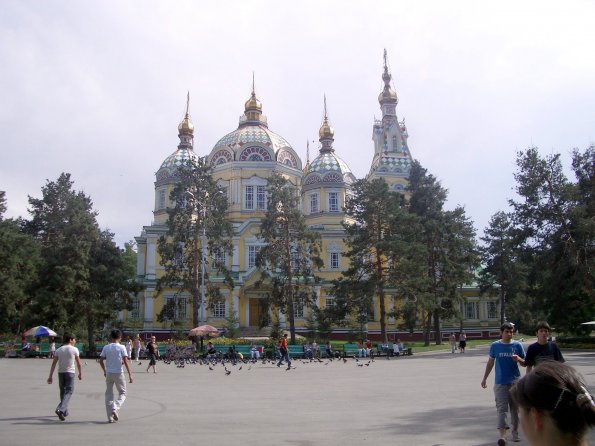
top-left (330, 252), bottom-right (340, 269)
top-left (129, 297), bottom-right (140, 320)
top-left (325, 296), bottom-right (335, 309)
top-left (310, 193), bottom-right (319, 214)
top-left (487, 301), bottom-right (498, 319)
top-left (248, 245), bottom-right (261, 268)
top-left (392, 136), bottom-right (398, 150)
top-left (328, 192), bottom-right (339, 212)
top-left (294, 296), bottom-right (304, 319)
top-left (211, 248), bottom-right (226, 269)
top-left (239, 146), bottom-right (272, 161)
top-left (245, 184), bottom-right (266, 210)
top-left (212, 300), bottom-right (226, 318)
top-left (158, 189), bottom-right (166, 210)
top-left (464, 302), bottom-right (479, 320)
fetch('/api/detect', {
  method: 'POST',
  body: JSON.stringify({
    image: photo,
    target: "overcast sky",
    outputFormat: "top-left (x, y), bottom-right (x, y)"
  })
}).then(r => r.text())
top-left (2, 1), bottom-right (594, 247)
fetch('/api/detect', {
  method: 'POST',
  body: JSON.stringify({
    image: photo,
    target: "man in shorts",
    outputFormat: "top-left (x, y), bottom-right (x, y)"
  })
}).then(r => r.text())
top-left (481, 322), bottom-right (525, 445)
top-left (47, 334), bottom-right (82, 421)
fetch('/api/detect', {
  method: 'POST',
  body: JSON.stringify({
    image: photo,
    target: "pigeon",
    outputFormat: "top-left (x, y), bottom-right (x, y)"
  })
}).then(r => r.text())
top-left (357, 363), bottom-right (364, 367)
top-left (238, 365), bottom-right (243, 370)
top-left (225, 370), bottom-right (231, 376)
top-left (208, 366), bottom-right (214, 371)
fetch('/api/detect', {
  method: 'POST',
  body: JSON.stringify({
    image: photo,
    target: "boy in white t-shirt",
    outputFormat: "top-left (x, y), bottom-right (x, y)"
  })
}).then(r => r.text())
top-left (47, 334), bottom-right (82, 421)
top-left (99, 329), bottom-right (133, 423)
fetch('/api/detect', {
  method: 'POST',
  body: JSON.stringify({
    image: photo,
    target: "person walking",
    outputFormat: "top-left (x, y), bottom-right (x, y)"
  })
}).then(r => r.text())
top-left (125, 336), bottom-right (132, 360)
top-left (276, 333), bottom-right (291, 370)
top-left (133, 334), bottom-right (142, 362)
top-left (511, 361), bottom-right (595, 446)
top-left (47, 334), bottom-right (82, 421)
top-left (481, 322), bottom-right (526, 445)
top-left (99, 329), bottom-right (133, 423)
top-left (514, 321), bottom-right (564, 374)
top-left (459, 331), bottom-right (467, 353)
top-left (145, 336), bottom-right (159, 373)
top-left (449, 333), bottom-right (457, 354)
top-left (49, 337), bottom-right (56, 359)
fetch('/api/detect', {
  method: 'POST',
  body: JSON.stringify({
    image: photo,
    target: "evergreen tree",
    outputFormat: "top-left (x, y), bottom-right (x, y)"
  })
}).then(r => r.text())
top-left (408, 161), bottom-right (478, 345)
top-left (256, 173), bottom-right (323, 344)
top-left (341, 178), bottom-right (426, 343)
top-left (157, 158), bottom-right (234, 329)
top-left (27, 173), bottom-right (99, 334)
top-left (509, 146), bottom-right (595, 332)
top-left (0, 217), bottom-right (40, 333)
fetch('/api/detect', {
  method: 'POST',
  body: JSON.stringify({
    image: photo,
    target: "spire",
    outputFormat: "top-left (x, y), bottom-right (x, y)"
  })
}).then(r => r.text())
top-left (241, 73), bottom-right (266, 126)
top-left (378, 49), bottom-right (398, 108)
top-left (318, 95), bottom-right (335, 152)
top-left (303, 140), bottom-right (311, 173)
top-left (178, 91), bottom-right (194, 143)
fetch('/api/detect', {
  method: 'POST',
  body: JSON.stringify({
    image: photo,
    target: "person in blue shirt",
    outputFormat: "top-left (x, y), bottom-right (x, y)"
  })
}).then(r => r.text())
top-left (481, 322), bottom-right (526, 445)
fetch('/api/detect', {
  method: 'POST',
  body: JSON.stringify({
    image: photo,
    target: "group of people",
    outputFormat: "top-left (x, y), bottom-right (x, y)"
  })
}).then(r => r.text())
top-left (481, 321), bottom-right (594, 446)
top-left (47, 329), bottom-right (134, 423)
top-left (448, 331), bottom-right (467, 353)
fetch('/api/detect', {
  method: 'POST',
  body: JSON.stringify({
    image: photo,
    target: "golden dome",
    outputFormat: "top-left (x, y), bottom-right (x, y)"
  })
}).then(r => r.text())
top-left (378, 87), bottom-right (398, 103)
top-left (244, 92), bottom-right (262, 112)
top-left (178, 113), bottom-right (194, 135)
top-left (318, 117), bottom-right (334, 139)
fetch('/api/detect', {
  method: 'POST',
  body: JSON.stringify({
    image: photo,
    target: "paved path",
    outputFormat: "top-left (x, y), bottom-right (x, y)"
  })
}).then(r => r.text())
top-left (1, 344), bottom-right (594, 446)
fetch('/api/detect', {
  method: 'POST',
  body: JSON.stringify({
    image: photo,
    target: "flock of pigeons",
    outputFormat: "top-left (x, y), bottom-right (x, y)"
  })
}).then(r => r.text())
top-left (148, 354), bottom-right (376, 374)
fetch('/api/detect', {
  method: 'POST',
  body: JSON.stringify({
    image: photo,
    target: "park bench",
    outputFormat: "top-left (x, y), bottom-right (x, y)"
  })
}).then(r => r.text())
top-left (342, 343), bottom-right (360, 358)
top-left (234, 345), bottom-right (263, 359)
top-left (287, 344), bottom-right (305, 358)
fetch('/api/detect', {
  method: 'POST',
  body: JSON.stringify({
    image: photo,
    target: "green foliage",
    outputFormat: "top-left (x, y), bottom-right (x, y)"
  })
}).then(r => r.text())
top-left (0, 218), bottom-right (41, 333)
top-left (507, 146), bottom-right (595, 333)
top-left (256, 173), bottom-right (323, 343)
top-left (340, 177), bottom-right (429, 343)
top-left (24, 173), bottom-right (139, 351)
top-left (156, 157), bottom-right (234, 327)
top-left (0, 191), bottom-right (6, 220)
top-left (224, 299), bottom-right (240, 339)
top-left (408, 162), bottom-right (478, 345)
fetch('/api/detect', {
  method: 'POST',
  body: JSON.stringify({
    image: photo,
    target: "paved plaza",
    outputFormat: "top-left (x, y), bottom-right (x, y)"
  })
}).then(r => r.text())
top-left (1, 343), bottom-right (594, 446)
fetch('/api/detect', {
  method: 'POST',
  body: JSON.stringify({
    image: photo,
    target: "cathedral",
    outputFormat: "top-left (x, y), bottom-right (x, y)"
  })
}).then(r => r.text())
top-left (128, 53), bottom-right (500, 342)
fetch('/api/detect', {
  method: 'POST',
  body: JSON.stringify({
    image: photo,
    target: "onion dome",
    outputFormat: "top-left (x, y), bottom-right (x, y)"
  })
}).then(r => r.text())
top-left (302, 98), bottom-right (356, 187)
top-left (378, 49), bottom-right (398, 105)
top-left (178, 112), bottom-right (194, 135)
top-left (207, 82), bottom-right (302, 171)
top-left (156, 94), bottom-right (198, 181)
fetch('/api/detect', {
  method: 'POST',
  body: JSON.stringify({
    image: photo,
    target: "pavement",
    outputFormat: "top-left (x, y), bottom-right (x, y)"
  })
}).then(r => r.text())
top-left (1, 342), bottom-right (594, 446)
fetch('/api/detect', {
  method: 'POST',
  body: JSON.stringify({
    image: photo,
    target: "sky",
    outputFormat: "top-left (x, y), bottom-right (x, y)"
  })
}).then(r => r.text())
top-left (1, 0), bottom-right (594, 247)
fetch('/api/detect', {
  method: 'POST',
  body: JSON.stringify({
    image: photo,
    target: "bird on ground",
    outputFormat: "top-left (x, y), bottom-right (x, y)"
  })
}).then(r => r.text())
top-left (225, 370), bottom-right (231, 376)
top-left (208, 366), bottom-right (214, 371)
top-left (357, 363), bottom-right (364, 367)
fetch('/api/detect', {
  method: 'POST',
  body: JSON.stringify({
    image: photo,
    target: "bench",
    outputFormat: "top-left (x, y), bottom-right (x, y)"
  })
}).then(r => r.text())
top-left (234, 345), bottom-right (263, 359)
top-left (342, 343), bottom-right (360, 358)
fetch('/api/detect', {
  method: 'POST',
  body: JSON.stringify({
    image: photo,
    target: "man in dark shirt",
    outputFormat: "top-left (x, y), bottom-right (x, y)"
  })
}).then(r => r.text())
top-left (515, 321), bottom-right (564, 373)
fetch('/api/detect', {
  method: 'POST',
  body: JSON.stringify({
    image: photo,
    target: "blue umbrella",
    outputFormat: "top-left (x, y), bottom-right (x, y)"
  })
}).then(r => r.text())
top-left (24, 325), bottom-right (58, 337)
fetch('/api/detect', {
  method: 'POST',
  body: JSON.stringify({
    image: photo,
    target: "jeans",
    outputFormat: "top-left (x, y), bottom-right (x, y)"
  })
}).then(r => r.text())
top-left (494, 384), bottom-right (518, 431)
top-left (105, 373), bottom-right (127, 419)
top-left (277, 350), bottom-right (291, 367)
top-left (57, 372), bottom-right (75, 415)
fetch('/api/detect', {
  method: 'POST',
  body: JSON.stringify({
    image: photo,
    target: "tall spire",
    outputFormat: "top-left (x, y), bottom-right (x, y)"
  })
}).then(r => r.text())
top-left (241, 73), bottom-right (266, 126)
top-left (178, 91), bottom-right (194, 142)
top-left (318, 95), bottom-right (335, 152)
top-left (378, 49), bottom-right (398, 116)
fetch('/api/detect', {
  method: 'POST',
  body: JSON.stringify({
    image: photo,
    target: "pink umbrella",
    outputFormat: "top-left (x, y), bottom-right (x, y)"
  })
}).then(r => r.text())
top-left (188, 325), bottom-right (220, 338)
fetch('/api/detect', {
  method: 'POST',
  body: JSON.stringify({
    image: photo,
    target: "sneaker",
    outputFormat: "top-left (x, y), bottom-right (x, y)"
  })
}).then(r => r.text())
top-left (511, 431), bottom-right (520, 442)
top-left (497, 439), bottom-right (507, 446)
top-left (286, 367), bottom-right (291, 370)
top-left (55, 409), bottom-right (65, 421)
top-left (111, 410), bottom-right (119, 421)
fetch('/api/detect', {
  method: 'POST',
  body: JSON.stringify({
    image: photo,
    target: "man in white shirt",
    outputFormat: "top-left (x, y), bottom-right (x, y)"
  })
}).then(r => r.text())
top-left (47, 334), bottom-right (82, 421)
top-left (99, 329), bottom-right (133, 423)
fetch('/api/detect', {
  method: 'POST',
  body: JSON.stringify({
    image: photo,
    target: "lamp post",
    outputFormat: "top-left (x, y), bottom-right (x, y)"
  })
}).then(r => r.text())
top-left (186, 191), bottom-right (208, 327)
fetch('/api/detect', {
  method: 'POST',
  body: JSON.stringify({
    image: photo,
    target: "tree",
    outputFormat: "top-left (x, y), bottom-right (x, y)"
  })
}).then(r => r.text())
top-left (479, 211), bottom-right (528, 325)
top-left (256, 173), bottom-right (323, 344)
top-left (27, 173), bottom-right (100, 334)
top-left (509, 146), bottom-right (595, 332)
top-left (26, 173), bottom-right (136, 350)
top-left (157, 158), bottom-right (234, 329)
top-left (85, 231), bottom-right (141, 354)
top-left (341, 178), bottom-right (426, 343)
top-left (408, 161), bottom-right (478, 345)
top-left (0, 191), bottom-right (7, 220)
top-left (0, 217), bottom-right (40, 333)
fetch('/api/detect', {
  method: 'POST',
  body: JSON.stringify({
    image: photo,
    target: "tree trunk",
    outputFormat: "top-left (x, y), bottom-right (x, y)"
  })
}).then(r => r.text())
top-left (285, 220), bottom-right (296, 344)
top-left (423, 311), bottom-right (432, 346)
top-left (192, 236), bottom-right (200, 328)
top-left (433, 308), bottom-right (442, 345)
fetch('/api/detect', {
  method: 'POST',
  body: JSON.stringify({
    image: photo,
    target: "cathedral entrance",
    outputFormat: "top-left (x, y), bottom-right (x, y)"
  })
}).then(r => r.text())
top-left (249, 298), bottom-right (261, 327)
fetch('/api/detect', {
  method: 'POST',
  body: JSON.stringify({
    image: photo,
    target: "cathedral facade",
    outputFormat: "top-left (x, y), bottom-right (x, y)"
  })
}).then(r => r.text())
top-left (128, 54), bottom-right (501, 342)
